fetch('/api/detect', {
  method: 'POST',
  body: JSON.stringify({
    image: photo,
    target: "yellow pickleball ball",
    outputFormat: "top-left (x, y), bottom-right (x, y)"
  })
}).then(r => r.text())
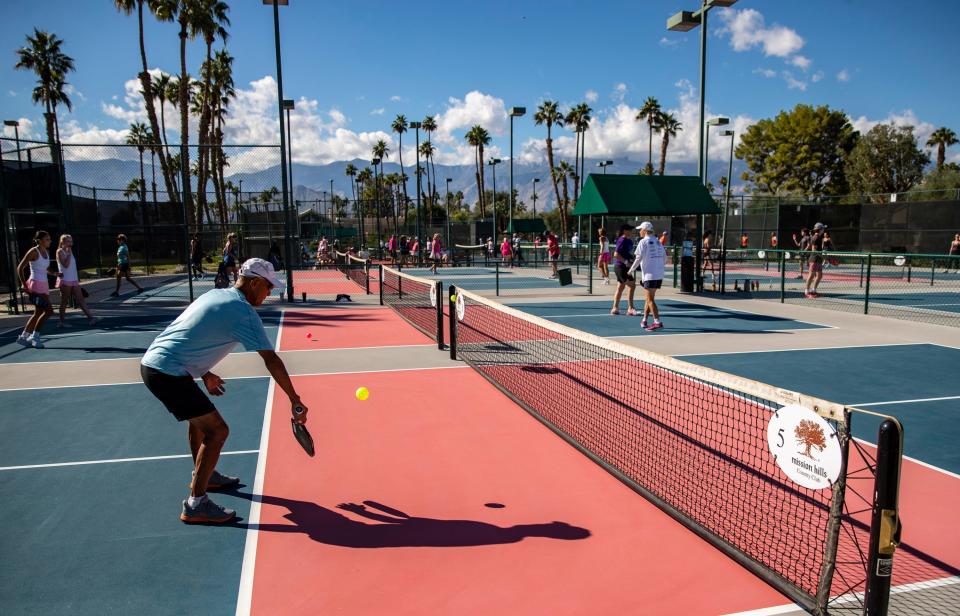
top-left (450, 294), bottom-right (457, 302)
top-left (355, 386), bottom-right (369, 401)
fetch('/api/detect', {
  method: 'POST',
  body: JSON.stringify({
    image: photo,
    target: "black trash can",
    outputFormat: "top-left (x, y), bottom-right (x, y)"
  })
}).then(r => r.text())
top-left (557, 267), bottom-right (573, 286)
top-left (680, 239), bottom-right (695, 292)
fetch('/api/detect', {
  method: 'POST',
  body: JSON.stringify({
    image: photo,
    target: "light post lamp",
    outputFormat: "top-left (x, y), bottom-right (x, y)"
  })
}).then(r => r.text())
top-left (488, 157), bottom-right (502, 241)
top-left (597, 160), bottom-right (614, 174)
top-left (372, 156), bottom-right (383, 260)
top-left (330, 178), bottom-right (335, 238)
top-left (410, 121), bottom-right (422, 244)
top-left (445, 177), bottom-right (452, 250)
top-left (263, 0), bottom-right (294, 297)
top-left (667, 0), bottom-right (737, 292)
top-left (508, 106), bottom-right (525, 233)
top-left (531, 178), bottom-right (540, 217)
top-left (4, 120), bottom-right (21, 164)
top-left (704, 116), bottom-right (729, 189)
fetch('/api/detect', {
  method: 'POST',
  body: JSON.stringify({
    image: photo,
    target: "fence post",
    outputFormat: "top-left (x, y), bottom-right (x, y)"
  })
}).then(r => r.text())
top-left (930, 260), bottom-right (935, 286)
top-left (780, 250), bottom-right (786, 303)
top-left (495, 259), bottom-right (500, 296)
top-left (378, 264), bottom-right (384, 305)
top-left (588, 215), bottom-right (594, 295)
top-left (436, 281), bottom-right (444, 350)
top-left (864, 254), bottom-right (873, 314)
top-left (673, 245), bottom-right (679, 289)
top-left (863, 418), bottom-right (903, 616)
top-left (448, 285), bottom-right (458, 360)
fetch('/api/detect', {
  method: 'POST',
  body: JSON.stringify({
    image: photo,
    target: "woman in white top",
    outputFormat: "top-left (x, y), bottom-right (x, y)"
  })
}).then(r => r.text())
top-left (55, 234), bottom-right (97, 327)
top-left (429, 233), bottom-right (443, 274)
top-left (16, 230), bottom-right (55, 348)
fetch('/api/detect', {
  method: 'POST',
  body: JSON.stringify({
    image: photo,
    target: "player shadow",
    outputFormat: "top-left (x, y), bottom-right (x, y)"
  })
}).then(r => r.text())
top-left (230, 492), bottom-right (590, 548)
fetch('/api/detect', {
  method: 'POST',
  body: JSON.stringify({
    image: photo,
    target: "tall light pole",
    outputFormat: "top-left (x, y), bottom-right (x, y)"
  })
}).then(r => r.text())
top-left (329, 178), bottom-right (335, 238)
top-left (597, 160), bottom-right (614, 174)
top-left (531, 178), bottom-right (540, 218)
top-left (410, 121), bottom-right (422, 243)
top-left (283, 98), bottom-right (296, 248)
top-left (264, 0), bottom-right (293, 297)
top-left (667, 0), bottom-right (737, 292)
top-left (704, 116), bottom-right (729, 189)
top-left (488, 157), bottom-right (501, 241)
top-left (355, 177), bottom-right (364, 248)
top-left (508, 106), bottom-right (525, 233)
top-left (4, 120), bottom-right (21, 164)
top-left (719, 129), bottom-right (735, 251)
top-left (445, 177), bottom-right (452, 250)
top-left (372, 156), bottom-right (382, 259)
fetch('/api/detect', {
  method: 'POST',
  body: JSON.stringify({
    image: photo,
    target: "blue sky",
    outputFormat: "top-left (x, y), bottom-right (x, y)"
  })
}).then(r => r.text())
top-left (2, 0), bottom-right (958, 169)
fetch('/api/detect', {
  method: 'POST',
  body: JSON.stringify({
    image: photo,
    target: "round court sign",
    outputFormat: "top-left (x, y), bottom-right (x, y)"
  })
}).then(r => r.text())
top-left (757, 250), bottom-right (767, 259)
top-left (429, 284), bottom-right (437, 308)
top-left (455, 293), bottom-right (465, 321)
top-left (893, 255), bottom-right (906, 267)
top-left (784, 251), bottom-right (792, 260)
top-left (767, 405), bottom-right (842, 490)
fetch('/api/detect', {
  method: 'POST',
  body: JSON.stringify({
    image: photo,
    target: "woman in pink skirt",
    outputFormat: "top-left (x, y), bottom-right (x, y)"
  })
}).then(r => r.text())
top-left (55, 234), bottom-right (97, 327)
top-left (16, 230), bottom-right (55, 348)
top-left (597, 227), bottom-right (611, 285)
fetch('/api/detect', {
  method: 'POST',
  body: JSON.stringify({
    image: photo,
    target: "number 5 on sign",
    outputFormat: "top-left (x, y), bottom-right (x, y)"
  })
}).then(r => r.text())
top-left (767, 405), bottom-right (842, 490)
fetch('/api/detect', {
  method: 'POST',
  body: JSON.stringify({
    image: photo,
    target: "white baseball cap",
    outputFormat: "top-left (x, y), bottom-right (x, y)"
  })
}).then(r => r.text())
top-left (636, 221), bottom-right (654, 232)
top-left (813, 222), bottom-right (827, 230)
top-left (239, 258), bottom-right (285, 290)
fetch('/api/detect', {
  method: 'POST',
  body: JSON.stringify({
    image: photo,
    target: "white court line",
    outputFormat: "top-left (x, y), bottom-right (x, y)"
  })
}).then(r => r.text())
top-left (849, 394), bottom-right (960, 407)
top-left (0, 449), bottom-right (258, 472)
top-left (721, 576), bottom-right (960, 616)
top-left (539, 310), bottom-right (713, 318)
top-left (613, 325), bottom-right (830, 341)
top-left (674, 342), bottom-right (921, 358)
top-left (0, 364), bottom-right (466, 393)
top-left (660, 294), bottom-right (836, 329)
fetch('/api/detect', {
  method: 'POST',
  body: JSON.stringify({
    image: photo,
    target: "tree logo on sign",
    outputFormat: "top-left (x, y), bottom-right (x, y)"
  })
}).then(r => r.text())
top-left (795, 419), bottom-right (827, 459)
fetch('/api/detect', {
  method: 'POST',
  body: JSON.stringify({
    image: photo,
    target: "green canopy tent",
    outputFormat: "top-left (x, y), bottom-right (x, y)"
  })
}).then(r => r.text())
top-left (572, 174), bottom-right (720, 293)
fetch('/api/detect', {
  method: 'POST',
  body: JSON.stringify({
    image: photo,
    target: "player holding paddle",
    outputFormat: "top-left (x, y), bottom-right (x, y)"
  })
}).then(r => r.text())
top-left (140, 258), bottom-right (308, 524)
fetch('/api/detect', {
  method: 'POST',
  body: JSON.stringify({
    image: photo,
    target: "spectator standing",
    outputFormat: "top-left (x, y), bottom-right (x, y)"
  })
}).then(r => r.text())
top-left (55, 234), bottom-right (97, 328)
top-left (546, 231), bottom-right (561, 278)
top-left (111, 234), bottom-right (144, 297)
top-left (945, 233), bottom-right (960, 273)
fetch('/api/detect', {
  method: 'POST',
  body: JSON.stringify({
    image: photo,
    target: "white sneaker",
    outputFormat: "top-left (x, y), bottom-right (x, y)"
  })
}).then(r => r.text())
top-left (28, 334), bottom-right (44, 349)
top-left (603, 278), bottom-right (611, 285)
top-left (16, 333), bottom-right (31, 347)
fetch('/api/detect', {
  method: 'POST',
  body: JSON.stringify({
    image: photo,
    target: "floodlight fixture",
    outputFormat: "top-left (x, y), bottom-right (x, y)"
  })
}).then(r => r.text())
top-left (707, 116), bottom-right (729, 126)
top-left (509, 107), bottom-right (526, 117)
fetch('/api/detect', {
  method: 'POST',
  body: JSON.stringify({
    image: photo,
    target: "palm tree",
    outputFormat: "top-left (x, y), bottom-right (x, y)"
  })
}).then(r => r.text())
top-left (207, 50), bottom-right (235, 227)
top-left (926, 127), bottom-right (959, 170)
top-left (535, 101), bottom-right (565, 214)
top-left (655, 112), bottom-right (682, 175)
top-left (422, 115), bottom-right (439, 219)
top-left (14, 29), bottom-right (74, 163)
top-left (419, 141), bottom-right (437, 226)
top-left (554, 161), bottom-right (576, 239)
top-left (151, 73), bottom-right (172, 149)
top-left (636, 97), bottom-right (662, 175)
top-left (123, 178), bottom-right (145, 201)
top-left (115, 1), bottom-right (178, 203)
top-left (391, 115), bottom-right (409, 204)
top-left (465, 125), bottom-right (491, 218)
top-left (126, 122), bottom-right (153, 202)
top-left (565, 103), bottom-right (593, 199)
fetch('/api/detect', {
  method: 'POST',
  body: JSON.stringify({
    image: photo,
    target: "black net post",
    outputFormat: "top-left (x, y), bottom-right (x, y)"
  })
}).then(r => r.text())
top-left (495, 260), bottom-right (500, 296)
top-left (436, 281), bottom-right (444, 350)
top-left (364, 260), bottom-right (370, 295)
top-left (864, 418), bottom-right (903, 616)
top-left (448, 284), bottom-right (457, 360)
top-left (378, 264), bottom-right (384, 306)
top-left (588, 215), bottom-right (594, 295)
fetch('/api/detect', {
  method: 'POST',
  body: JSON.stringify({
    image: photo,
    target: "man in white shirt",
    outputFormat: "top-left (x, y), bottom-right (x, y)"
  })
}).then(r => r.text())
top-left (628, 221), bottom-right (666, 331)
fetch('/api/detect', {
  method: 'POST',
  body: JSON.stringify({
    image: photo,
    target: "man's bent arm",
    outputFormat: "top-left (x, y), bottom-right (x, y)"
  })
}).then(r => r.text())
top-left (258, 350), bottom-right (301, 406)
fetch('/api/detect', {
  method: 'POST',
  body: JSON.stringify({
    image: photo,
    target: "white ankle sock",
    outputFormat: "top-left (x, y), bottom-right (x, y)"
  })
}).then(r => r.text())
top-left (187, 494), bottom-right (207, 508)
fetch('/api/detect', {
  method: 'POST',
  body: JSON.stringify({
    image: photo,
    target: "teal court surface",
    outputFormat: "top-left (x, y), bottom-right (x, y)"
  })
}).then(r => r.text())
top-left (1, 275), bottom-right (958, 616)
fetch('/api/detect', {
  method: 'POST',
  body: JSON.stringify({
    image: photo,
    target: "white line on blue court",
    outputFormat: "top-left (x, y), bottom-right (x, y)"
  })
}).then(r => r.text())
top-left (0, 449), bottom-right (259, 472)
top-left (673, 342), bottom-right (919, 357)
top-left (540, 310), bottom-right (713, 318)
top-left (848, 394), bottom-right (960, 407)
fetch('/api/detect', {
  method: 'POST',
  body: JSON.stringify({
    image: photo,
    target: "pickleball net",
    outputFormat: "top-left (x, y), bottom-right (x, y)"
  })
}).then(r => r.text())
top-left (447, 285), bottom-right (905, 615)
top-left (380, 266), bottom-right (444, 348)
top-left (335, 251), bottom-right (371, 294)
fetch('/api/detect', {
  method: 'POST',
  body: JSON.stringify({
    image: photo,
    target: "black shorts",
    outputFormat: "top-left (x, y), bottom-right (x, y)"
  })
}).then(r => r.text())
top-left (29, 293), bottom-right (50, 309)
top-left (140, 365), bottom-right (216, 422)
top-left (642, 279), bottom-right (663, 290)
top-left (118, 262), bottom-right (130, 274)
top-left (614, 263), bottom-right (635, 285)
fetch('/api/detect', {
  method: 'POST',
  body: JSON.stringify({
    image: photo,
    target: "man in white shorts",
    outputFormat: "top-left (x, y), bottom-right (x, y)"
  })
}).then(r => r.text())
top-left (628, 221), bottom-right (667, 331)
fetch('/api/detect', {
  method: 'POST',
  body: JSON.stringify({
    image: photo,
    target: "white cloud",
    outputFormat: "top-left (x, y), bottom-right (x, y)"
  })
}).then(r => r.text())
top-left (837, 69), bottom-right (851, 82)
top-left (781, 71), bottom-right (807, 91)
top-left (63, 83), bottom-right (86, 102)
top-left (585, 90), bottom-right (599, 103)
top-left (659, 36), bottom-right (680, 48)
top-left (390, 95), bottom-right (402, 102)
top-left (753, 68), bottom-right (777, 78)
top-left (716, 8), bottom-right (805, 57)
top-left (849, 110), bottom-right (936, 148)
top-left (811, 71), bottom-right (824, 83)
top-left (789, 55), bottom-right (811, 71)
top-left (1, 117), bottom-right (36, 139)
top-left (612, 83), bottom-right (627, 102)
top-left (8, 90), bottom-right (17, 97)
top-left (370, 107), bottom-right (385, 116)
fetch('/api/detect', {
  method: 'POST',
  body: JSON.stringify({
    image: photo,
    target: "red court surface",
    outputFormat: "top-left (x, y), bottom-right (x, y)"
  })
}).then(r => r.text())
top-left (279, 308), bottom-right (434, 351)
top-left (292, 269), bottom-right (380, 296)
top-left (244, 367), bottom-right (790, 615)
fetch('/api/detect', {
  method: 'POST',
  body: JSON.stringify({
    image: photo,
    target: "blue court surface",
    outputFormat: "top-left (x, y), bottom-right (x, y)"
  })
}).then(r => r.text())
top-left (0, 377), bottom-right (268, 615)
top-left (831, 291), bottom-right (960, 313)
top-left (0, 311), bottom-right (281, 364)
top-left (679, 343), bottom-right (960, 474)
top-left (509, 299), bottom-right (826, 336)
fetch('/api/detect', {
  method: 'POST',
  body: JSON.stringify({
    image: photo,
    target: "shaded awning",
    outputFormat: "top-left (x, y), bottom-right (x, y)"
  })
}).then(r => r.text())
top-left (572, 174), bottom-right (720, 216)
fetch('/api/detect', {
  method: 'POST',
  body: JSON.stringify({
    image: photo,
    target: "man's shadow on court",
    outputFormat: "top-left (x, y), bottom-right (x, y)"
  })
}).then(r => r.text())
top-left (229, 491), bottom-right (590, 548)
